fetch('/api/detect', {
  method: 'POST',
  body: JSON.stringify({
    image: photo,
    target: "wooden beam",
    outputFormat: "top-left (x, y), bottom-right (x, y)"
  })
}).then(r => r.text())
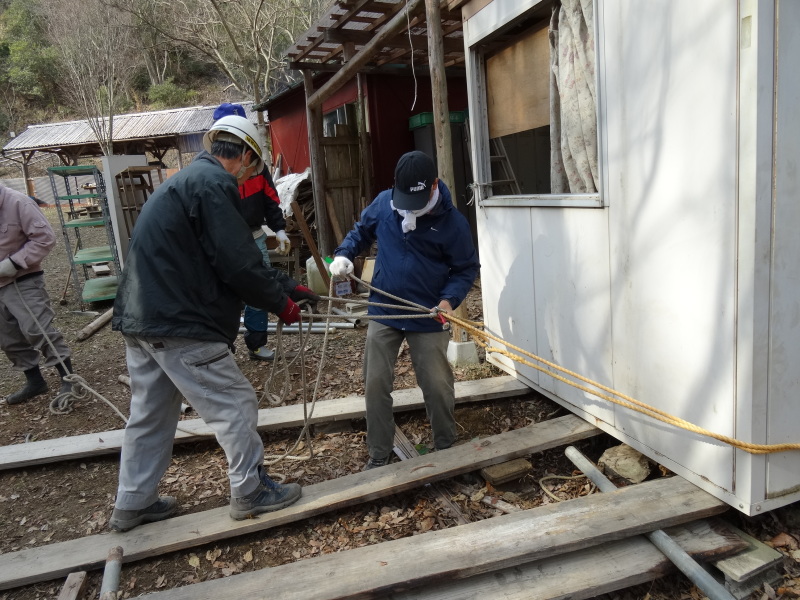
top-left (75, 307), bottom-right (114, 341)
top-left (0, 414), bottom-right (599, 590)
top-left (0, 376), bottom-right (532, 471)
top-left (123, 477), bottom-right (728, 600)
top-left (307, 0), bottom-right (425, 111)
top-left (390, 519), bottom-right (748, 600)
top-left (324, 28), bottom-right (465, 53)
top-left (56, 572), bottom-right (87, 600)
top-left (302, 71), bottom-right (332, 256)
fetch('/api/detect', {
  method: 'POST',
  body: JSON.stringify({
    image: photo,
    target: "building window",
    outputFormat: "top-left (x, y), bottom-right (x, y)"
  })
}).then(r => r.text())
top-left (467, 0), bottom-right (600, 206)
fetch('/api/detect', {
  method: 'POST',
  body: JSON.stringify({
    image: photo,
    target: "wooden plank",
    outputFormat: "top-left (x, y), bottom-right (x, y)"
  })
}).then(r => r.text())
top-left (486, 23), bottom-right (550, 138)
top-left (0, 376), bottom-right (531, 471)
top-left (0, 415), bottom-right (598, 591)
top-left (393, 426), bottom-right (469, 525)
top-left (137, 477), bottom-right (728, 600)
top-left (387, 519), bottom-right (748, 600)
top-left (56, 571), bottom-right (87, 600)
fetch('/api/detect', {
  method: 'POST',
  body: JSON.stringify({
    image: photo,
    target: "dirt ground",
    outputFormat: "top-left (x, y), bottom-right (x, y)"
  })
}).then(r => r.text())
top-left (1, 206), bottom-right (800, 599)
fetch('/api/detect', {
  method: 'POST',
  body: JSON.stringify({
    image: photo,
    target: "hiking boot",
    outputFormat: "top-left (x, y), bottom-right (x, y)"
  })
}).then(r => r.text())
top-left (248, 346), bottom-right (275, 361)
top-left (230, 474), bottom-right (302, 520)
top-left (362, 456), bottom-right (389, 471)
top-left (110, 496), bottom-right (177, 532)
top-left (7, 367), bottom-right (48, 405)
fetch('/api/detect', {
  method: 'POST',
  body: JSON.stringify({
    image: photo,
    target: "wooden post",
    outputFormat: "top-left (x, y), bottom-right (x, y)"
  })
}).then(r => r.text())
top-left (426, 0), bottom-right (455, 199)
top-left (75, 308), bottom-right (114, 342)
top-left (425, 0), bottom-right (467, 341)
top-left (303, 70), bottom-right (332, 257)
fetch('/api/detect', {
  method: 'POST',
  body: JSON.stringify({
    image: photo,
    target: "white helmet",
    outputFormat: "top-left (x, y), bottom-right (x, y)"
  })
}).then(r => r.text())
top-left (203, 115), bottom-right (265, 172)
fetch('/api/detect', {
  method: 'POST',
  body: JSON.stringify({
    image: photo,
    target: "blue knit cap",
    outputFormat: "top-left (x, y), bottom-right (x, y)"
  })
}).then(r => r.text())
top-left (213, 103), bottom-right (246, 120)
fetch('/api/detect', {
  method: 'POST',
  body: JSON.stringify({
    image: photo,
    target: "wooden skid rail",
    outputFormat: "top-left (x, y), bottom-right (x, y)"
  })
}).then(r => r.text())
top-left (0, 376), bottom-right (531, 471)
top-left (0, 414), bottom-right (598, 591)
top-left (388, 519), bottom-right (747, 600)
top-left (139, 477), bottom-right (728, 600)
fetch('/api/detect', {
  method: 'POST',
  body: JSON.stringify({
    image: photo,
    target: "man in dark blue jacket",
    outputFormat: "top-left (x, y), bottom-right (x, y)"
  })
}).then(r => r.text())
top-left (330, 151), bottom-right (479, 470)
top-left (109, 115), bottom-right (318, 531)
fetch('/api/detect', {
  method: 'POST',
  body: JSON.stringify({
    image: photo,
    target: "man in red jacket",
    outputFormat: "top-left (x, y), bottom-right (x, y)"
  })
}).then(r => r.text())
top-left (213, 103), bottom-right (291, 361)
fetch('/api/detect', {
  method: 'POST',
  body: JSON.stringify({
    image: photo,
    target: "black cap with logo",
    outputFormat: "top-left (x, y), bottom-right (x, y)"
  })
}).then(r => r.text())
top-left (392, 151), bottom-right (437, 211)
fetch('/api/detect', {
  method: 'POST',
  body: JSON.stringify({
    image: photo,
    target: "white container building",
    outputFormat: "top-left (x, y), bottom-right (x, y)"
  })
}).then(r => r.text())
top-left (461, 0), bottom-right (800, 515)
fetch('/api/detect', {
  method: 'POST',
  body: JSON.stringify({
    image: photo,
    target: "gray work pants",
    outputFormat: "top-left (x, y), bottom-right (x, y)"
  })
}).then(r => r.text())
top-left (364, 321), bottom-right (456, 460)
top-left (116, 335), bottom-right (264, 511)
top-left (0, 274), bottom-right (70, 371)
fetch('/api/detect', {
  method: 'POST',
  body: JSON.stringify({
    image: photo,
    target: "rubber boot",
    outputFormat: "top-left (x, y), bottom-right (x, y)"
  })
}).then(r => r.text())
top-left (55, 357), bottom-right (73, 395)
top-left (7, 366), bottom-right (48, 405)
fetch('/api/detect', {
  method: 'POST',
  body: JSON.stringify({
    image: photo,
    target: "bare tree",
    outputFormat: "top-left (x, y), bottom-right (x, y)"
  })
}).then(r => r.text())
top-left (113, 0), bottom-right (329, 126)
top-left (41, 0), bottom-right (136, 157)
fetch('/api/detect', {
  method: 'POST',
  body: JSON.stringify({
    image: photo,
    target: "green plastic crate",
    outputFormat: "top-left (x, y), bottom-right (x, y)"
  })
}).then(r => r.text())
top-left (408, 111), bottom-right (466, 130)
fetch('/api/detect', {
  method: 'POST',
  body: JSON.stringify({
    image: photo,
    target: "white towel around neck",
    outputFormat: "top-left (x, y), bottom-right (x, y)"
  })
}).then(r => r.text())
top-left (392, 188), bottom-right (440, 233)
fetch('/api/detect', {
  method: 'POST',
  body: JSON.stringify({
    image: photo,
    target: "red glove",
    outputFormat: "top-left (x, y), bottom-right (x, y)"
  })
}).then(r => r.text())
top-left (277, 298), bottom-right (301, 325)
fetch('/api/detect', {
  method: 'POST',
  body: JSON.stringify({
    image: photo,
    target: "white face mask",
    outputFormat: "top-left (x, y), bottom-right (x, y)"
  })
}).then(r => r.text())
top-left (235, 150), bottom-right (259, 182)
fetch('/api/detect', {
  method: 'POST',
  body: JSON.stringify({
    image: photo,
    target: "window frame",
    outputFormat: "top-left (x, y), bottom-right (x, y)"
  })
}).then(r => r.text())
top-left (464, 0), bottom-right (605, 208)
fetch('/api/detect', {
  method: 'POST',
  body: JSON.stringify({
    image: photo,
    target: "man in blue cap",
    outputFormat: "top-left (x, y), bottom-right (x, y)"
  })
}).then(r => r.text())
top-left (213, 103), bottom-right (292, 361)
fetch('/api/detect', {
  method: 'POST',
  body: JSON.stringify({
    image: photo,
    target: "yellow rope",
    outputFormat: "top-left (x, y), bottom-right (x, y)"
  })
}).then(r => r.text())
top-left (446, 313), bottom-right (800, 455)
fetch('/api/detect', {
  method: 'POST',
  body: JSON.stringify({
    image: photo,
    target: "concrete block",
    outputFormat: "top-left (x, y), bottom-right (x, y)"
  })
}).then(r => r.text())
top-left (447, 341), bottom-right (479, 366)
top-left (481, 458), bottom-right (532, 485)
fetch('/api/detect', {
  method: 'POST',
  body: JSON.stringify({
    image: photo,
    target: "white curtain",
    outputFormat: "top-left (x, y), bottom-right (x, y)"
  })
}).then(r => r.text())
top-left (550, 0), bottom-right (598, 194)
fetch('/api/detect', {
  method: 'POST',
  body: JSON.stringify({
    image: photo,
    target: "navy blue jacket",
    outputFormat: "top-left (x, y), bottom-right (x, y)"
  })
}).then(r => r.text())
top-left (334, 181), bottom-right (479, 332)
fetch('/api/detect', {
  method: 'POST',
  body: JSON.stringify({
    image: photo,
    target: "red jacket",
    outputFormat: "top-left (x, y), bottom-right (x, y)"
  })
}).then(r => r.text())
top-left (238, 166), bottom-right (285, 233)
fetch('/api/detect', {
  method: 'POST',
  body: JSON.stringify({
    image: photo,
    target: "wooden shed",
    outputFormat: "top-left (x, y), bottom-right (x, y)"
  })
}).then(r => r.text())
top-left (460, 0), bottom-right (800, 515)
top-left (260, 0), bottom-right (473, 256)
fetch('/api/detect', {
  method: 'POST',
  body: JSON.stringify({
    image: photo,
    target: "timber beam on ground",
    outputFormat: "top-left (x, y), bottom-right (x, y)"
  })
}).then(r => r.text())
top-left (0, 376), bottom-right (531, 471)
top-left (137, 476), bottom-right (729, 600)
top-left (386, 519), bottom-right (747, 600)
top-left (0, 414), bottom-right (598, 590)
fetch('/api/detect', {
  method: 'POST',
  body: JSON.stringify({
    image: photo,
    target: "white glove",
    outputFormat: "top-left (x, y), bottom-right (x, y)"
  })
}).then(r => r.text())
top-left (275, 230), bottom-right (291, 256)
top-left (0, 258), bottom-right (18, 278)
top-left (329, 255), bottom-right (354, 278)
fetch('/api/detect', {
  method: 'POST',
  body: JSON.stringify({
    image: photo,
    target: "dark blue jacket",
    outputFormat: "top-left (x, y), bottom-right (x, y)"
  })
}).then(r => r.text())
top-left (334, 181), bottom-right (479, 332)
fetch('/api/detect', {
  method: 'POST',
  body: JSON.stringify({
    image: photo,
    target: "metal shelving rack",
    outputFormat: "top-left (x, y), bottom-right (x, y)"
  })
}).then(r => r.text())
top-left (47, 165), bottom-right (121, 308)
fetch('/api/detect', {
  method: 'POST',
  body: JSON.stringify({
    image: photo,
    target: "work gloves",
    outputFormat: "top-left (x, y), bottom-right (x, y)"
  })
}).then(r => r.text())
top-left (276, 230), bottom-right (291, 256)
top-left (278, 286), bottom-right (321, 324)
top-left (290, 284), bottom-right (321, 307)
top-left (0, 258), bottom-right (18, 278)
top-left (329, 255), bottom-right (353, 278)
top-left (277, 298), bottom-right (301, 325)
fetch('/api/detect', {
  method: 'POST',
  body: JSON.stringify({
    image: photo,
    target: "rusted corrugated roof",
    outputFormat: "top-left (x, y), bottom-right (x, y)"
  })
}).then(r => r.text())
top-left (3, 102), bottom-right (256, 154)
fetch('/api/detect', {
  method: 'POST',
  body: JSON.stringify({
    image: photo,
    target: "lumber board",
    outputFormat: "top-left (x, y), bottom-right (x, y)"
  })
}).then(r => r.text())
top-left (138, 477), bottom-right (729, 600)
top-left (0, 376), bottom-right (531, 471)
top-left (393, 426), bottom-right (469, 525)
top-left (386, 519), bottom-right (747, 600)
top-left (0, 414), bottom-right (597, 591)
top-left (56, 571), bottom-right (87, 600)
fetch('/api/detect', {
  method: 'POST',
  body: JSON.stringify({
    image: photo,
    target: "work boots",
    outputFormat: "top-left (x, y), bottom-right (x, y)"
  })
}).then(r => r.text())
top-left (6, 366), bottom-right (48, 405)
top-left (230, 467), bottom-right (302, 520)
top-left (109, 496), bottom-right (178, 532)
